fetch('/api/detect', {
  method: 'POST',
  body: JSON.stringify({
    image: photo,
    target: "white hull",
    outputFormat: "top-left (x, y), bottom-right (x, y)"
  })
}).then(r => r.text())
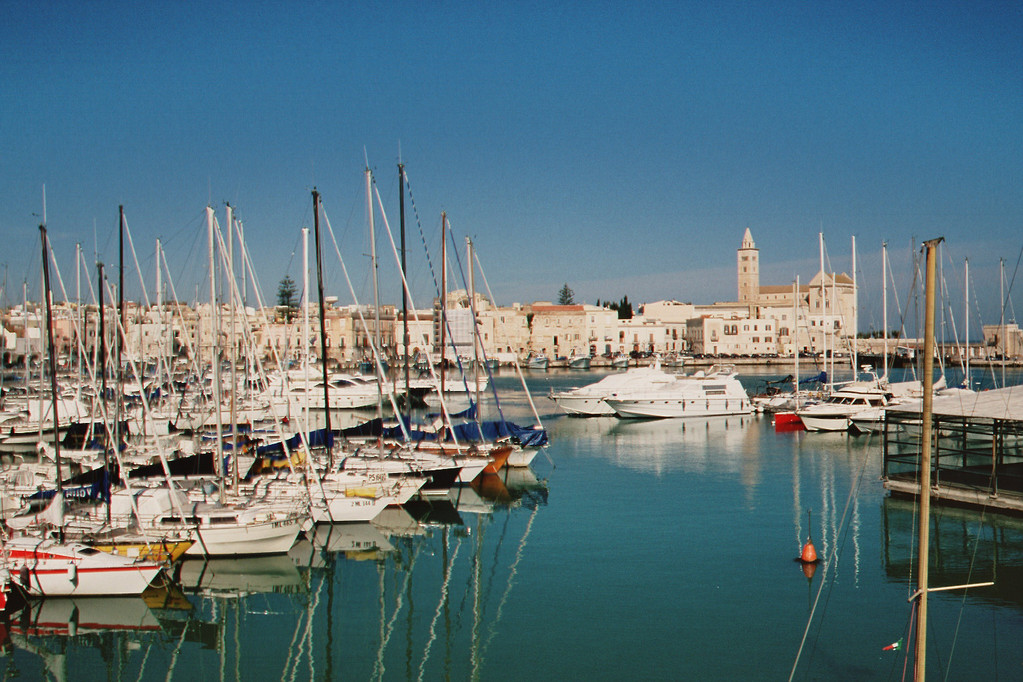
top-left (606, 397), bottom-right (752, 419)
top-left (6, 536), bottom-right (162, 597)
top-left (798, 413), bottom-right (851, 432)
top-left (550, 363), bottom-right (682, 416)
top-left (184, 512), bottom-right (304, 557)
top-left (506, 447), bottom-right (539, 467)
top-left (310, 475), bottom-right (423, 524)
top-left (553, 394), bottom-right (616, 416)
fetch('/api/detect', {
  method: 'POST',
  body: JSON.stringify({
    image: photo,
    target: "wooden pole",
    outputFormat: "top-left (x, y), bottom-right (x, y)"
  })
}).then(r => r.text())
top-left (914, 236), bottom-right (943, 682)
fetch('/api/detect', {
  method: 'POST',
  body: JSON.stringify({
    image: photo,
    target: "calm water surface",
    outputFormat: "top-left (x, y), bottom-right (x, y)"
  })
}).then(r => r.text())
top-left (4, 366), bottom-right (1023, 681)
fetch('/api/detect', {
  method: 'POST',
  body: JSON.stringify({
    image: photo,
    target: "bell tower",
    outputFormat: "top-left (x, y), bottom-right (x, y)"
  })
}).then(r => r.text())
top-left (737, 227), bottom-right (759, 304)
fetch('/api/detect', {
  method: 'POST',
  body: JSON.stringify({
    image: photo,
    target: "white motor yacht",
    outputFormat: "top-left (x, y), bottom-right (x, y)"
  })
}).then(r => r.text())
top-left (603, 365), bottom-right (752, 419)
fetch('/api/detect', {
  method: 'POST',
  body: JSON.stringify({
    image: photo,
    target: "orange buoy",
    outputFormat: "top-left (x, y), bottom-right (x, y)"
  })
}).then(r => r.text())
top-left (800, 540), bottom-right (817, 564)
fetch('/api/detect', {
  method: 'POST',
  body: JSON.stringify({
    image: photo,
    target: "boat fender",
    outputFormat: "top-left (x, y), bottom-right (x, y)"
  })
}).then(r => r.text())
top-left (18, 564), bottom-right (29, 588)
top-left (68, 561), bottom-right (78, 585)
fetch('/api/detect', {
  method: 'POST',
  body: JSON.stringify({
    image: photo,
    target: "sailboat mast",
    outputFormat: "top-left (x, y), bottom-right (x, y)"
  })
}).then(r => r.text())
top-left (98, 262), bottom-right (110, 525)
top-left (312, 189), bottom-right (332, 466)
top-left (39, 225), bottom-right (62, 493)
top-left (116, 205), bottom-right (124, 475)
top-left (851, 235), bottom-right (857, 372)
top-left (440, 212), bottom-right (447, 397)
top-left (818, 233), bottom-right (826, 377)
top-left (207, 206), bottom-right (224, 504)
top-left (914, 236), bottom-right (943, 681)
top-left (75, 243), bottom-right (82, 398)
top-left (302, 227), bottom-right (310, 439)
top-left (882, 242), bottom-right (889, 378)
top-left (467, 236), bottom-right (480, 411)
top-left (227, 204), bottom-right (238, 492)
top-left (399, 163), bottom-right (409, 418)
top-left (1000, 258), bottom-right (1006, 388)
top-left (793, 276), bottom-right (799, 408)
top-left (965, 258), bottom-right (970, 384)
top-left (366, 167), bottom-right (383, 431)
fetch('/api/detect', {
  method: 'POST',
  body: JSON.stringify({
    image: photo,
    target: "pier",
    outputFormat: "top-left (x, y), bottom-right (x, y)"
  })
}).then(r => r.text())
top-left (883, 386), bottom-right (1023, 515)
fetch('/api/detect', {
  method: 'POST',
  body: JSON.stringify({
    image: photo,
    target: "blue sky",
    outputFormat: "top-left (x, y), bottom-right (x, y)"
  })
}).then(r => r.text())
top-left (2, 1), bottom-right (1020, 338)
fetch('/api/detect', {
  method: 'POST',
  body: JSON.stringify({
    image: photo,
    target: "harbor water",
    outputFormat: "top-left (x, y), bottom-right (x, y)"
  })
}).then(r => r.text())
top-left (4, 366), bottom-right (1023, 680)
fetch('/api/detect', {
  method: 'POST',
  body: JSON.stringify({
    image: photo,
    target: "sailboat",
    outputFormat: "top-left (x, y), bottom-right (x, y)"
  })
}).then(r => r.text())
top-left (0, 227), bottom-right (165, 600)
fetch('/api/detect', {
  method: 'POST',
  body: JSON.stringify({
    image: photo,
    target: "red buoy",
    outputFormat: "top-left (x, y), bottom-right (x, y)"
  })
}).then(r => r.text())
top-left (800, 540), bottom-right (817, 563)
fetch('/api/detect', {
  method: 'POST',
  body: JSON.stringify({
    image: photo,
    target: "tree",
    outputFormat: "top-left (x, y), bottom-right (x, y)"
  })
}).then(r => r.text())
top-left (558, 283), bottom-right (575, 305)
top-left (616, 295), bottom-right (633, 320)
top-left (603, 295), bottom-right (633, 319)
top-left (277, 275), bottom-right (298, 321)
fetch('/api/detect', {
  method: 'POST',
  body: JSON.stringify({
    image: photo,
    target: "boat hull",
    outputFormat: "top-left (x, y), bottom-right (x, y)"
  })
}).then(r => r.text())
top-left (605, 398), bottom-right (752, 419)
top-left (6, 537), bottom-right (162, 597)
top-left (797, 413), bottom-right (852, 432)
top-left (181, 513), bottom-right (304, 557)
top-left (552, 394), bottom-right (616, 416)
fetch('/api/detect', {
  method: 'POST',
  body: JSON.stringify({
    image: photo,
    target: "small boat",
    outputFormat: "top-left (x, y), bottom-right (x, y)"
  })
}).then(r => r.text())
top-left (567, 352), bottom-right (591, 370)
top-left (611, 353), bottom-right (630, 369)
top-left (661, 353), bottom-right (688, 368)
top-left (796, 371), bottom-right (892, 432)
top-left (524, 353), bottom-right (549, 370)
top-left (4, 534), bottom-right (163, 598)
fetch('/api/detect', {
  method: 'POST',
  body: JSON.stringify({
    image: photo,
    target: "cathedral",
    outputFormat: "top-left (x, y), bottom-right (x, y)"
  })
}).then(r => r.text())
top-left (735, 228), bottom-right (858, 354)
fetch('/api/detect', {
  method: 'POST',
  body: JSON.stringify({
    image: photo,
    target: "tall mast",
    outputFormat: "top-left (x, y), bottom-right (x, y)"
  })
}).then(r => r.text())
top-left (312, 189), bottom-right (333, 467)
top-left (1000, 258), bottom-right (1006, 388)
top-left (818, 232), bottom-right (826, 378)
top-left (964, 258), bottom-right (970, 385)
top-left (226, 204), bottom-right (238, 492)
top-left (366, 167), bottom-right (383, 431)
top-left (75, 243), bottom-right (82, 399)
top-left (399, 163), bottom-right (409, 419)
top-left (851, 235), bottom-right (857, 372)
top-left (115, 205), bottom-right (124, 478)
top-left (914, 236), bottom-right (943, 681)
top-left (793, 276), bottom-right (799, 408)
top-left (98, 261), bottom-right (110, 525)
top-left (40, 224), bottom-right (66, 543)
top-left (882, 243), bottom-right (889, 378)
top-left (39, 224), bottom-right (62, 492)
top-left (467, 236), bottom-right (480, 412)
top-left (22, 282), bottom-right (28, 408)
top-left (206, 206), bottom-right (224, 504)
top-left (302, 227), bottom-right (310, 441)
top-left (440, 212), bottom-right (447, 398)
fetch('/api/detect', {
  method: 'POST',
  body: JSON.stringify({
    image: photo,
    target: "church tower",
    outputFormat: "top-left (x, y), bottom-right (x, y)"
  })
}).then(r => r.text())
top-left (737, 227), bottom-right (759, 304)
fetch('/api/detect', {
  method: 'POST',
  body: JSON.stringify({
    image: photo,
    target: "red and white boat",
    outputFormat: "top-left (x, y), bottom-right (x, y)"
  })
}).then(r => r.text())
top-left (4, 535), bottom-right (163, 598)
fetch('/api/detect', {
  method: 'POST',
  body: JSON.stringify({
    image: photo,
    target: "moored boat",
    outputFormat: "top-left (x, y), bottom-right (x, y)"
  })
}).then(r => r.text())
top-left (604, 365), bottom-right (752, 419)
top-left (4, 534), bottom-right (163, 598)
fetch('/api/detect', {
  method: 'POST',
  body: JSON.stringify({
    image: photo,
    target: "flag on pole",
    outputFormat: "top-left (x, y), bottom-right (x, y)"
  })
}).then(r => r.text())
top-left (882, 639), bottom-right (902, 651)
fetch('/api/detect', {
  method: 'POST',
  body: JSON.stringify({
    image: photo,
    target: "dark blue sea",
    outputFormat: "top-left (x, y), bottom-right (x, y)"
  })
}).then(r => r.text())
top-left (4, 365), bottom-right (1023, 681)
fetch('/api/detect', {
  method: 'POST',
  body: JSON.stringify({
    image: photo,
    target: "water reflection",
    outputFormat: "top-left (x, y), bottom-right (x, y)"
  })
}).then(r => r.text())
top-left (550, 413), bottom-right (761, 476)
top-left (881, 495), bottom-right (1023, 609)
top-left (2, 470), bottom-right (550, 681)
top-left (174, 554), bottom-right (305, 597)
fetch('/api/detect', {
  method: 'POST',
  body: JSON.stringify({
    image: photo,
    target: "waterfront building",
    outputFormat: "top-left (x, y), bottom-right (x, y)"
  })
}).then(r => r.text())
top-left (684, 229), bottom-right (858, 357)
top-left (983, 323), bottom-right (1023, 359)
top-left (526, 303), bottom-right (590, 358)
